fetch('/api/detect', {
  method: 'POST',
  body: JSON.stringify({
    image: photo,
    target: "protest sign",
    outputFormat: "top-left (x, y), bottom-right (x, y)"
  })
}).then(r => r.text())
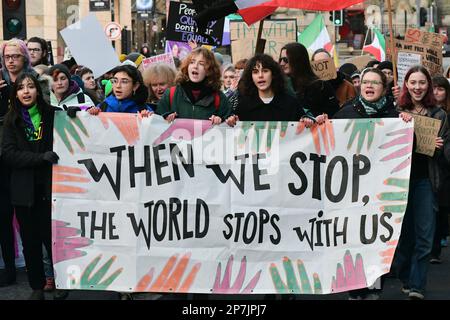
top-left (165, 40), bottom-right (192, 61)
top-left (397, 52), bottom-right (422, 88)
top-left (165, 1), bottom-right (225, 46)
top-left (344, 55), bottom-right (374, 71)
top-left (410, 114), bottom-right (441, 156)
top-left (230, 19), bottom-right (297, 62)
top-left (52, 113), bottom-right (413, 294)
top-left (405, 28), bottom-right (445, 48)
top-left (142, 53), bottom-right (176, 70)
top-left (311, 58), bottom-right (337, 80)
top-left (60, 14), bottom-right (120, 79)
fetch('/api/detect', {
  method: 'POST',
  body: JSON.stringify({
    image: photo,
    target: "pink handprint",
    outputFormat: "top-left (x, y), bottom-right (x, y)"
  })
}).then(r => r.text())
top-left (331, 251), bottom-right (367, 293)
top-left (212, 255), bottom-right (261, 294)
top-left (52, 220), bottom-right (93, 264)
top-left (153, 119), bottom-right (212, 145)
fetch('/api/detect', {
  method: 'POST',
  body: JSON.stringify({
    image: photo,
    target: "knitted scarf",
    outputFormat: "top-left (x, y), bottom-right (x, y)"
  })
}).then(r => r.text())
top-left (359, 95), bottom-right (387, 115)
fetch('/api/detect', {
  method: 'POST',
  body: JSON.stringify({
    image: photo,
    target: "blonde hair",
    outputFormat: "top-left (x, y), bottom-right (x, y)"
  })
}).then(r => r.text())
top-left (142, 63), bottom-right (177, 102)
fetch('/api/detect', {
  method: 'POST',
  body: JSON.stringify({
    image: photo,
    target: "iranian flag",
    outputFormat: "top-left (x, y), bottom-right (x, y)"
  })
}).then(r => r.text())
top-left (299, 15), bottom-right (334, 57)
top-left (235, 0), bottom-right (365, 26)
top-left (363, 28), bottom-right (386, 61)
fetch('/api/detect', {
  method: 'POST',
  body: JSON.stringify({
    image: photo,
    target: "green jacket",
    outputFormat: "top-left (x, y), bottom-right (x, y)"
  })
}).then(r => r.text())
top-left (156, 85), bottom-right (231, 121)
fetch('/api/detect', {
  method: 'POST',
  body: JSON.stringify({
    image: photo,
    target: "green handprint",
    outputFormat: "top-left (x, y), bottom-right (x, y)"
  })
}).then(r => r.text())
top-left (345, 119), bottom-right (384, 154)
top-left (269, 257), bottom-right (322, 294)
top-left (79, 255), bottom-right (123, 290)
top-left (54, 112), bottom-right (89, 154)
top-left (238, 122), bottom-right (289, 153)
top-left (378, 177), bottom-right (409, 213)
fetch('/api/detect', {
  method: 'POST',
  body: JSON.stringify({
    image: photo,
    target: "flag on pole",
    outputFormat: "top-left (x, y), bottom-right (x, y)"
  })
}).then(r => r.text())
top-left (234, 0), bottom-right (365, 26)
top-left (299, 15), bottom-right (335, 58)
top-left (362, 27), bottom-right (386, 62)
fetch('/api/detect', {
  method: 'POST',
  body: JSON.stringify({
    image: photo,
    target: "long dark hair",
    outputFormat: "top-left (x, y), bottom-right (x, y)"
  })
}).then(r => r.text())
top-left (432, 75), bottom-right (450, 112)
top-left (399, 66), bottom-right (436, 110)
top-left (281, 42), bottom-right (318, 94)
top-left (239, 53), bottom-right (286, 97)
top-left (111, 64), bottom-right (148, 105)
top-left (6, 72), bottom-right (49, 126)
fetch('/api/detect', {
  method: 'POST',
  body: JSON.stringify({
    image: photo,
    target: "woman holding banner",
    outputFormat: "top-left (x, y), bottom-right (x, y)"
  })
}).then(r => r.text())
top-left (1, 73), bottom-right (59, 300)
top-left (156, 47), bottom-right (231, 123)
top-left (394, 66), bottom-right (449, 300)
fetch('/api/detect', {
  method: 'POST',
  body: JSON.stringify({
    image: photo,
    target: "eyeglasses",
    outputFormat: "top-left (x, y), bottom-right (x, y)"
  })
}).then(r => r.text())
top-left (361, 80), bottom-right (383, 86)
top-left (28, 48), bottom-right (42, 53)
top-left (3, 54), bottom-right (23, 61)
top-left (111, 78), bottom-right (132, 86)
top-left (279, 57), bottom-right (289, 64)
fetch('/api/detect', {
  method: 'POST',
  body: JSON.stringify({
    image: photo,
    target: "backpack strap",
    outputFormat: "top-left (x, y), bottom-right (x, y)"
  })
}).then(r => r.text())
top-left (214, 92), bottom-right (220, 111)
top-left (77, 92), bottom-right (85, 104)
top-left (169, 86), bottom-right (177, 110)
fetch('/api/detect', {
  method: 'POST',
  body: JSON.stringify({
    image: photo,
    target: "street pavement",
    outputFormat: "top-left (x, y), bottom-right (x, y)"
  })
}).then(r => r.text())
top-left (1, 243), bottom-right (449, 300)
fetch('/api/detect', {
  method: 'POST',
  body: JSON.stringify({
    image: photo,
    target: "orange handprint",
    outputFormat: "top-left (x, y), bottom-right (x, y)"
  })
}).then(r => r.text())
top-left (134, 253), bottom-right (201, 293)
top-left (296, 119), bottom-right (335, 155)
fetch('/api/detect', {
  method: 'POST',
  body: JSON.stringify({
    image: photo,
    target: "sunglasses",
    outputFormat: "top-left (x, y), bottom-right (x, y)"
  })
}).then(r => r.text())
top-left (279, 57), bottom-right (289, 64)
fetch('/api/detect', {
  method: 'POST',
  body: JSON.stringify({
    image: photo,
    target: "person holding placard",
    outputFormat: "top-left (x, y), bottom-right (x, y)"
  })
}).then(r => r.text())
top-left (156, 47), bottom-right (231, 123)
top-left (279, 43), bottom-right (339, 118)
top-left (1, 73), bottom-right (59, 300)
top-left (311, 49), bottom-right (357, 107)
top-left (394, 66), bottom-right (449, 300)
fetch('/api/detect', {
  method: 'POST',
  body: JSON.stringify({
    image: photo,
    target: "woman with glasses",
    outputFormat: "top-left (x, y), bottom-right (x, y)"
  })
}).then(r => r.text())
top-left (334, 68), bottom-right (409, 300)
top-left (88, 64), bottom-right (153, 116)
top-left (394, 66), bottom-right (449, 300)
top-left (279, 43), bottom-right (339, 118)
top-left (27, 37), bottom-right (49, 67)
top-left (49, 64), bottom-right (94, 112)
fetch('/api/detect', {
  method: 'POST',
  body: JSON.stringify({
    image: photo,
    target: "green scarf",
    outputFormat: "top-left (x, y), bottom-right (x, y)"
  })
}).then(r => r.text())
top-left (359, 95), bottom-right (387, 115)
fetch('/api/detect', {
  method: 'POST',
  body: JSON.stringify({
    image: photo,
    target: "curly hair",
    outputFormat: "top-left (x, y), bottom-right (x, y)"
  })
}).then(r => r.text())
top-left (238, 53), bottom-right (286, 97)
top-left (142, 63), bottom-right (177, 102)
top-left (176, 47), bottom-right (222, 91)
top-left (398, 65), bottom-right (436, 111)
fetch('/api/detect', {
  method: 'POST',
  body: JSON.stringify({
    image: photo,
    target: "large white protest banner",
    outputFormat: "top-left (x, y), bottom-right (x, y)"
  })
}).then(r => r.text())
top-left (52, 113), bottom-right (413, 294)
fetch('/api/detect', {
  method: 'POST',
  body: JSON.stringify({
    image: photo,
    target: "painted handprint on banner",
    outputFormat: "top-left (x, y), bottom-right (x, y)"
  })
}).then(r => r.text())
top-left (331, 251), bottom-right (367, 293)
top-left (297, 120), bottom-right (335, 155)
top-left (52, 220), bottom-right (92, 264)
top-left (153, 119), bottom-right (212, 145)
top-left (134, 253), bottom-right (201, 293)
top-left (238, 122), bottom-right (289, 153)
top-left (345, 119), bottom-right (384, 154)
top-left (379, 127), bottom-right (414, 173)
top-left (78, 255), bottom-right (123, 290)
top-left (54, 113), bottom-right (88, 154)
top-left (212, 255), bottom-right (261, 294)
top-left (378, 177), bottom-right (409, 215)
top-left (269, 257), bottom-right (322, 294)
top-left (99, 113), bottom-right (141, 145)
top-left (52, 165), bottom-right (90, 194)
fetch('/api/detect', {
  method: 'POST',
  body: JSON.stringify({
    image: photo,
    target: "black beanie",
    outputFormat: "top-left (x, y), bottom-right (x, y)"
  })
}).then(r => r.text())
top-left (48, 64), bottom-right (72, 80)
top-left (377, 61), bottom-right (393, 72)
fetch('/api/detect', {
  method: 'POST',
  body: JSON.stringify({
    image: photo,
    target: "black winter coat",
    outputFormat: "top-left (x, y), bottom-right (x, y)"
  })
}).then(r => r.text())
top-left (333, 96), bottom-right (398, 119)
top-left (235, 92), bottom-right (306, 121)
top-left (1, 106), bottom-right (55, 207)
top-left (295, 79), bottom-right (340, 118)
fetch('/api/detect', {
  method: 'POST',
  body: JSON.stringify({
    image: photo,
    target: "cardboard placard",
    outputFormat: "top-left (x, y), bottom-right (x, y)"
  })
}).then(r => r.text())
top-left (165, 1), bottom-right (225, 46)
top-left (142, 53), bottom-right (176, 70)
top-left (405, 28), bottom-right (445, 48)
top-left (311, 58), bottom-right (337, 80)
top-left (410, 114), bottom-right (441, 156)
top-left (230, 19), bottom-right (297, 62)
top-left (344, 55), bottom-right (374, 71)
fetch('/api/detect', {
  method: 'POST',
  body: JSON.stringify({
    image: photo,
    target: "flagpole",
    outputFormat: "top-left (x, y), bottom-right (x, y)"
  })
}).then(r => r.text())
top-left (255, 19), bottom-right (266, 54)
top-left (361, 26), bottom-right (371, 56)
top-left (386, 0), bottom-right (398, 85)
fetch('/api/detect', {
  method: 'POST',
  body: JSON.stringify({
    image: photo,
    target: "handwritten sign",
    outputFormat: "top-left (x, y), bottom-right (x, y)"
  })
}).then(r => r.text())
top-left (230, 20), bottom-right (297, 62)
top-left (410, 114), bottom-right (441, 156)
top-left (311, 58), bottom-right (337, 80)
top-left (142, 53), bottom-right (176, 70)
top-left (165, 1), bottom-right (225, 46)
top-left (52, 114), bottom-right (413, 294)
top-left (397, 52), bottom-right (422, 88)
top-left (405, 28), bottom-right (445, 48)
